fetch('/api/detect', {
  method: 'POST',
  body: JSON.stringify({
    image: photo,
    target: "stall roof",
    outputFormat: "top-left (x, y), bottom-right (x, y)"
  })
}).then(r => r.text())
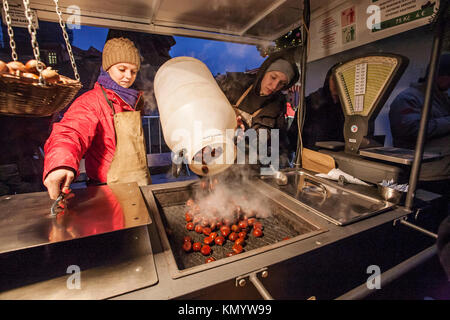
top-left (31, 0), bottom-right (330, 46)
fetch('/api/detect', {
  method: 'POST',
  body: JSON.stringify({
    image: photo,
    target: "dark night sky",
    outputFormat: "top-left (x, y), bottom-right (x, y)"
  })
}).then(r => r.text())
top-left (71, 25), bottom-right (265, 76)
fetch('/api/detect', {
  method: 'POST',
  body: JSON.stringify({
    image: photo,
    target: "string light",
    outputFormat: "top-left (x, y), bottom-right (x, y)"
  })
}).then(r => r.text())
top-left (257, 26), bottom-right (302, 57)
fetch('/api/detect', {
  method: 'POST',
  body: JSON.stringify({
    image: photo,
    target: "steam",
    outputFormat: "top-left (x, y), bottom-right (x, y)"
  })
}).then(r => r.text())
top-left (189, 166), bottom-right (272, 221)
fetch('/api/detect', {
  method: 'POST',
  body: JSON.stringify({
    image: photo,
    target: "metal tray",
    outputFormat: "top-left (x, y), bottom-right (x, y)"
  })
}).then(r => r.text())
top-left (150, 181), bottom-right (326, 279)
top-left (262, 170), bottom-right (396, 226)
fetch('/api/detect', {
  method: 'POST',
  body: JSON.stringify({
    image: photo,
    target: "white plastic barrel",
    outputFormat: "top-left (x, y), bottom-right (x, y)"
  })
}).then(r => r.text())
top-left (154, 57), bottom-right (237, 176)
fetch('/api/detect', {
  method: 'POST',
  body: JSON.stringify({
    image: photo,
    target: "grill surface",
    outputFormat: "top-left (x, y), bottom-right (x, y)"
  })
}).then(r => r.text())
top-left (154, 184), bottom-right (319, 271)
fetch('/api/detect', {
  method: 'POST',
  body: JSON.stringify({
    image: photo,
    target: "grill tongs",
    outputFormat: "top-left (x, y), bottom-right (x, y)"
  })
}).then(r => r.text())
top-left (50, 189), bottom-right (71, 217)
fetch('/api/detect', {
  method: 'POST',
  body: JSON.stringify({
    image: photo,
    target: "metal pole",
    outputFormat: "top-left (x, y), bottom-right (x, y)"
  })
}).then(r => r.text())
top-left (399, 219), bottom-right (438, 239)
top-left (147, 117), bottom-right (152, 154)
top-left (335, 245), bottom-right (437, 300)
top-left (405, 2), bottom-right (448, 209)
top-left (249, 273), bottom-right (274, 300)
top-left (294, 0), bottom-right (310, 169)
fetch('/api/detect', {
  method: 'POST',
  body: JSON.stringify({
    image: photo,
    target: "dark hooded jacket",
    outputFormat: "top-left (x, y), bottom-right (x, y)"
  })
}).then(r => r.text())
top-left (287, 64), bottom-right (345, 152)
top-left (216, 49), bottom-right (300, 165)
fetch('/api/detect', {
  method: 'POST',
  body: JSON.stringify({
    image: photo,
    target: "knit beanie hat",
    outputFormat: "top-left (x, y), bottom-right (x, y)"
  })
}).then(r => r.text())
top-left (266, 59), bottom-right (295, 83)
top-left (102, 37), bottom-right (141, 71)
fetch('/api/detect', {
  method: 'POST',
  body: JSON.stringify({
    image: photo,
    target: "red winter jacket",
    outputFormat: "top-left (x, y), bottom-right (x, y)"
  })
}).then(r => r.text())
top-left (43, 82), bottom-right (142, 183)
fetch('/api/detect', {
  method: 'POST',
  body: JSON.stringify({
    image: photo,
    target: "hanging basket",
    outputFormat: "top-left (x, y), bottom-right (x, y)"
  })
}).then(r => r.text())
top-left (0, 0), bottom-right (82, 117)
top-left (0, 73), bottom-right (82, 117)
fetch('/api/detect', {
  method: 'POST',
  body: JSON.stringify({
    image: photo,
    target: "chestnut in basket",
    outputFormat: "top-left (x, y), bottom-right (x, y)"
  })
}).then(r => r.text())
top-left (7, 61), bottom-right (26, 74)
top-left (0, 60), bottom-right (8, 73)
top-left (21, 72), bottom-right (39, 80)
top-left (41, 67), bottom-right (60, 83)
top-left (25, 59), bottom-right (46, 74)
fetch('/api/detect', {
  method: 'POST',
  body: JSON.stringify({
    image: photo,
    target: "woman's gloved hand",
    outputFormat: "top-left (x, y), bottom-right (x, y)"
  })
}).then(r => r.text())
top-left (43, 167), bottom-right (75, 200)
top-left (235, 115), bottom-right (245, 144)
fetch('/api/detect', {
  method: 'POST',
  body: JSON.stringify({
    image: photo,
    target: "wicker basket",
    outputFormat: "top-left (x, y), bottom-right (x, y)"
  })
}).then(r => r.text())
top-left (0, 73), bottom-right (82, 117)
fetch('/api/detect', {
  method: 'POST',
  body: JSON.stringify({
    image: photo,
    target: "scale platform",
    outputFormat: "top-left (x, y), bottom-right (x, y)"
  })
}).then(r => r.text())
top-left (359, 147), bottom-right (442, 165)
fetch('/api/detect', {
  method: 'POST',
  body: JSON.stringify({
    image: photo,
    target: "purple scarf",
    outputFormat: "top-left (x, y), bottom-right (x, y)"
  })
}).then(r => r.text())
top-left (97, 68), bottom-right (140, 108)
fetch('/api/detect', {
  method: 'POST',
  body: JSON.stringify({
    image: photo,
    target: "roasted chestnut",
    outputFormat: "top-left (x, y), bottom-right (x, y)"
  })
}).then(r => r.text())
top-left (186, 222), bottom-right (195, 231)
top-left (200, 244), bottom-right (211, 256)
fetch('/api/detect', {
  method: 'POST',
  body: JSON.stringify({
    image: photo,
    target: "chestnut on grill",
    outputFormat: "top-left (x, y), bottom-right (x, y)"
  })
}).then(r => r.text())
top-left (209, 232), bottom-right (218, 240)
top-left (185, 211), bottom-right (193, 222)
top-left (238, 220), bottom-right (248, 229)
top-left (200, 218), bottom-right (209, 227)
top-left (193, 242), bottom-right (202, 252)
top-left (182, 241), bottom-right (192, 252)
top-left (203, 236), bottom-right (214, 245)
top-left (220, 226), bottom-right (230, 237)
top-left (253, 222), bottom-right (264, 230)
top-left (238, 231), bottom-right (247, 239)
top-left (231, 224), bottom-right (240, 233)
top-left (186, 222), bottom-right (194, 231)
top-left (252, 228), bottom-right (263, 237)
top-left (214, 236), bottom-right (225, 246)
top-left (202, 227), bottom-right (212, 236)
top-left (195, 224), bottom-right (203, 234)
top-left (228, 232), bottom-right (238, 242)
top-left (235, 237), bottom-right (245, 247)
top-left (232, 243), bottom-right (243, 254)
top-left (186, 198), bottom-right (195, 207)
top-left (201, 245), bottom-right (211, 256)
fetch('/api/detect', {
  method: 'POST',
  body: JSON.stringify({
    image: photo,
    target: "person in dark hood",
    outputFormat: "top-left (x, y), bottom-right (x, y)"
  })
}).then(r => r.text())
top-left (389, 53), bottom-right (450, 183)
top-left (287, 63), bottom-right (345, 154)
top-left (216, 49), bottom-right (300, 169)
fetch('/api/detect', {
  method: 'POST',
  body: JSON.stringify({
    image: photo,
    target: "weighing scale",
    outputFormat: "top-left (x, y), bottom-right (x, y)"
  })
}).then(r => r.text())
top-left (317, 53), bottom-right (441, 184)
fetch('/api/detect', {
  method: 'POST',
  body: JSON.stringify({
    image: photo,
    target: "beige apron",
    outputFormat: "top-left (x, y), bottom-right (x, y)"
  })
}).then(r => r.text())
top-left (101, 86), bottom-right (152, 186)
top-left (232, 85), bottom-right (263, 128)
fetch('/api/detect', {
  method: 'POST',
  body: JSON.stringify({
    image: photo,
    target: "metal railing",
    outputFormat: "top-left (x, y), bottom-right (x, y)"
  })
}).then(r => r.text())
top-left (142, 115), bottom-right (165, 154)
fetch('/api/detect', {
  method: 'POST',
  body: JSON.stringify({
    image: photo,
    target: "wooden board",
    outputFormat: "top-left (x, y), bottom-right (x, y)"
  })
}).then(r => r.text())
top-left (301, 148), bottom-right (336, 174)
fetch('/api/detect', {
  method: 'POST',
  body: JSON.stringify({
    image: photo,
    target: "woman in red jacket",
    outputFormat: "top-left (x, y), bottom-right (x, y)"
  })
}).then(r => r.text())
top-left (43, 37), bottom-right (151, 200)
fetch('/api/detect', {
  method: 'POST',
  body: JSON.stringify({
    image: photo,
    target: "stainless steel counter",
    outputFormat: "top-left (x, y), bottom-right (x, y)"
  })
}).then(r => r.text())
top-left (0, 175), bottom-right (442, 300)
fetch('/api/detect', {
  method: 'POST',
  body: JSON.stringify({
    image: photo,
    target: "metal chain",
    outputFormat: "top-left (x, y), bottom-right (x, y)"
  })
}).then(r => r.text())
top-left (2, 0), bottom-right (18, 61)
top-left (22, 0), bottom-right (44, 83)
top-left (53, 0), bottom-right (80, 81)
